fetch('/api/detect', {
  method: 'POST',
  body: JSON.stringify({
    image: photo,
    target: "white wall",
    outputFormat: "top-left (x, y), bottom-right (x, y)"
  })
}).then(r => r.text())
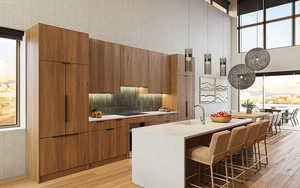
top-left (231, 16), bottom-right (300, 111)
top-left (0, 0), bottom-right (231, 180)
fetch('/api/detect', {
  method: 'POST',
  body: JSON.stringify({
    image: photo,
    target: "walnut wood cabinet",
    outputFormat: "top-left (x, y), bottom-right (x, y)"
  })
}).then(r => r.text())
top-left (148, 51), bottom-right (162, 93)
top-left (163, 54), bottom-right (195, 121)
top-left (39, 24), bottom-right (89, 64)
top-left (161, 54), bottom-right (170, 94)
top-left (27, 23), bottom-right (89, 182)
top-left (39, 133), bottom-right (88, 177)
top-left (88, 120), bottom-right (129, 164)
top-left (39, 62), bottom-right (88, 138)
top-left (148, 52), bottom-right (170, 94)
top-left (120, 46), bottom-right (149, 87)
top-left (89, 39), bottom-right (121, 93)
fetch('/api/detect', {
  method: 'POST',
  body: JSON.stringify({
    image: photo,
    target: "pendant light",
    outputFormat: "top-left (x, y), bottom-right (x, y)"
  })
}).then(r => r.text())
top-left (204, 2), bottom-right (212, 75)
top-left (245, 0), bottom-right (270, 71)
top-left (220, 13), bottom-right (227, 77)
top-left (228, 8), bottom-right (255, 90)
top-left (185, 0), bottom-right (193, 64)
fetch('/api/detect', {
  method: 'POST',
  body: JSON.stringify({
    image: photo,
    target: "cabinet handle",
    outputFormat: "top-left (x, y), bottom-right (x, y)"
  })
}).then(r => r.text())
top-left (65, 133), bottom-right (80, 137)
top-left (105, 128), bottom-right (115, 131)
top-left (51, 133), bottom-right (79, 138)
top-left (65, 95), bottom-right (68, 122)
top-left (51, 135), bottom-right (65, 138)
top-left (186, 101), bottom-right (188, 118)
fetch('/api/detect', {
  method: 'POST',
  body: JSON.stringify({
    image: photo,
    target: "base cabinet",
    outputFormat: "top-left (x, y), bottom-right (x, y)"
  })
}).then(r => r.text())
top-left (89, 120), bottom-right (129, 164)
top-left (40, 133), bottom-right (88, 177)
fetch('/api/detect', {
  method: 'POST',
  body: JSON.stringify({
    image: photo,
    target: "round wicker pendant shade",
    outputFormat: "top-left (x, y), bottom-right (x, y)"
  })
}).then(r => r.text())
top-left (228, 64), bottom-right (256, 90)
top-left (245, 48), bottom-right (270, 71)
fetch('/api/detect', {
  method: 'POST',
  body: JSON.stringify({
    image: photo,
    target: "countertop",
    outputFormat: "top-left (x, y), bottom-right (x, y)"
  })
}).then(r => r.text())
top-left (89, 111), bottom-right (177, 122)
top-left (132, 118), bottom-right (253, 139)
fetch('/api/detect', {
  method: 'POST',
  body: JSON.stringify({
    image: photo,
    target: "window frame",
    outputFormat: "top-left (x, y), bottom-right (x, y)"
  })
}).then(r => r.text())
top-left (239, 70), bottom-right (300, 110)
top-left (0, 38), bottom-right (21, 128)
top-left (237, 0), bottom-right (300, 53)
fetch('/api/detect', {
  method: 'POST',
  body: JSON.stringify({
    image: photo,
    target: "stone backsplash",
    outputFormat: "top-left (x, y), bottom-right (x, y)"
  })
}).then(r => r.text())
top-left (89, 87), bottom-right (162, 115)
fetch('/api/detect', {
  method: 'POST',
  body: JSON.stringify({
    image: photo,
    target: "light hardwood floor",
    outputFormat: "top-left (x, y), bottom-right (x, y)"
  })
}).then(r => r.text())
top-left (1, 131), bottom-right (300, 188)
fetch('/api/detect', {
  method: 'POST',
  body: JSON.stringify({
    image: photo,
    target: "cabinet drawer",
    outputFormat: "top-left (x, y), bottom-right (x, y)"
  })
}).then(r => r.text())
top-left (88, 120), bottom-right (116, 132)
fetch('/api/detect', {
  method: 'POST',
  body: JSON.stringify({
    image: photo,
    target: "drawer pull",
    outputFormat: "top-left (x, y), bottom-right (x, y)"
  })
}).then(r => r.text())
top-left (105, 128), bottom-right (115, 131)
top-left (51, 133), bottom-right (79, 138)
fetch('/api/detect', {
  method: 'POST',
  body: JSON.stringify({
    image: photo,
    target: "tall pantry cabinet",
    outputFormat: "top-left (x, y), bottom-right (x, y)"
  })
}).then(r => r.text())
top-left (163, 54), bottom-right (195, 121)
top-left (26, 24), bottom-right (89, 182)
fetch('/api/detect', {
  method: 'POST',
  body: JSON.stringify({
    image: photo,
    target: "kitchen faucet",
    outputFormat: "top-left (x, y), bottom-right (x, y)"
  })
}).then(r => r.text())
top-left (194, 104), bottom-right (206, 124)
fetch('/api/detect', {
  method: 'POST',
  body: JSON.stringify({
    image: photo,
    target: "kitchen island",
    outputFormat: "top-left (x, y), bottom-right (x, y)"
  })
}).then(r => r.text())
top-left (132, 118), bottom-right (252, 188)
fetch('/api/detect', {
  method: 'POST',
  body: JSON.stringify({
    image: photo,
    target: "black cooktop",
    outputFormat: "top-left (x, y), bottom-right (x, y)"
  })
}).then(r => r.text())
top-left (116, 112), bottom-right (147, 116)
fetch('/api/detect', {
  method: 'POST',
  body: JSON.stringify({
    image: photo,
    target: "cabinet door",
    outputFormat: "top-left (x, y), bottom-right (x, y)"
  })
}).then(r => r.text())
top-left (136, 48), bottom-right (149, 87)
top-left (177, 75), bottom-right (188, 121)
top-left (186, 76), bottom-right (195, 120)
top-left (62, 30), bottom-right (89, 65)
top-left (102, 125), bottom-right (118, 160)
top-left (66, 64), bottom-right (89, 134)
top-left (161, 54), bottom-right (170, 94)
top-left (116, 121), bottom-right (129, 156)
top-left (40, 133), bottom-right (88, 177)
top-left (39, 24), bottom-right (63, 62)
top-left (40, 137), bottom-right (64, 176)
top-left (148, 51), bottom-right (162, 93)
top-left (39, 62), bottom-right (66, 138)
top-left (176, 54), bottom-right (186, 76)
top-left (89, 39), bottom-right (120, 93)
top-left (89, 130), bottom-right (103, 163)
top-left (89, 121), bottom-right (118, 163)
top-left (121, 46), bottom-right (148, 87)
top-left (63, 133), bottom-right (88, 170)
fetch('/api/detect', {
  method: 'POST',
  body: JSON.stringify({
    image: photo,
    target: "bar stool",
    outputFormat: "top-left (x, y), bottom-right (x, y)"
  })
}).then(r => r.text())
top-left (243, 122), bottom-right (261, 172)
top-left (226, 126), bottom-right (248, 186)
top-left (187, 130), bottom-right (231, 188)
top-left (256, 120), bottom-right (270, 168)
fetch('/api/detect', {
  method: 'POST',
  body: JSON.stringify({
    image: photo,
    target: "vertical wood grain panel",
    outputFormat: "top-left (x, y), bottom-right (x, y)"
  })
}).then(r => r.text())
top-left (39, 62), bottom-right (66, 138)
top-left (66, 64), bottom-right (89, 134)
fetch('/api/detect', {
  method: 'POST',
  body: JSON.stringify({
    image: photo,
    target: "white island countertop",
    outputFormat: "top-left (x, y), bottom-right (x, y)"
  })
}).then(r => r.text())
top-left (133, 118), bottom-right (253, 139)
top-left (132, 118), bottom-right (253, 188)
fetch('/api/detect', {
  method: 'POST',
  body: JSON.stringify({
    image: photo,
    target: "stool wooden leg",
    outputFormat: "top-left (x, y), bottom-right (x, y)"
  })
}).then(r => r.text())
top-left (257, 143), bottom-right (261, 169)
top-left (264, 138), bottom-right (268, 165)
top-left (245, 149), bottom-right (249, 168)
top-left (253, 145), bottom-right (258, 170)
top-left (230, 155), bottom-right (235, 188)
top-left (210, 164), bottom-right (214, 188)
top-left (225, 158), bottom-right (229, 184)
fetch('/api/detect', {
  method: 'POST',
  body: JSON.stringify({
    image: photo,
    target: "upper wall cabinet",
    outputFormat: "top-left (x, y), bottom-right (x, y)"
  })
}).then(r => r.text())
top-left (89, 39), bottom-right (121, 93)
top-left (120, 46), bottom-right (148, 88)
top-left (160, 54), bottom-right (170, 94)
top-left (39, 24), bottom-right (89, 65)
top-left (148, 51), bottom-right (162, 93)
top-left (148, 52), bottom-right (170, 94)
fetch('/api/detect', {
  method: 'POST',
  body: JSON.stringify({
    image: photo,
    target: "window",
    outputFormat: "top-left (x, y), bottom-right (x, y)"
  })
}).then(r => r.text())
top-left (0, 26), bottom-right (23, 128)
top-left (0, 37), bottom-right (19, 127)
top-left (296, 17), bottom-right (300, 45)
top-left (240, 77), bottom-right (264, 110)
top-left (240, 73), bottom-right (300, 111)
top-left (296, 0), bottom-right (300, 14)
top-left (266, 3), bottom-right (292, 21)
top-left (240, 11), bottom-right (263, 26)
top-left (266, 19), bottom-right (292, 48)
top-left (240, 25), bottom-right (264, 52)
top-left (237, 0), bottom-right (298, 52)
